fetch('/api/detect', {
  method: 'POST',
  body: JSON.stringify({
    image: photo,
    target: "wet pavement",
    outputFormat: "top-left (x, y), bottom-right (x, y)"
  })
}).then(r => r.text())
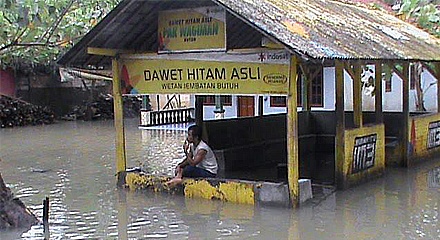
top-left (0, 118), bottom-right (439, 239)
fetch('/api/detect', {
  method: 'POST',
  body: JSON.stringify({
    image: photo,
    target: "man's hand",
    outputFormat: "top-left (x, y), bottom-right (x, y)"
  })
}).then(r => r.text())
top-left (174, 164), bottom-right (182, 176)
top-left (183, 139), bottom-right (190, 154)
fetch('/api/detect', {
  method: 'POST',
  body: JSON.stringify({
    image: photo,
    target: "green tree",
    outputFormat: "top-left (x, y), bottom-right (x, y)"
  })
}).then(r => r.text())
top-left (0, 0), bottom-right (120, 69)
top-left (398, 0), bottom-right (440, 37)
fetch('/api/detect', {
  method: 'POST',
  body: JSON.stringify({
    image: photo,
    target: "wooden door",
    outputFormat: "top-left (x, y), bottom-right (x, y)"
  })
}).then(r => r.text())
top-left (237, 96), bottom-right (255, 117)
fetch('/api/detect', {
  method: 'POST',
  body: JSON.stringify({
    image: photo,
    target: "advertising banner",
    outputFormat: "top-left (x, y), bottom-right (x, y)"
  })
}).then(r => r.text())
top-left (158, 7), bottom-right (226, 53)
top-left (119, 50), bottom-right (290, 95)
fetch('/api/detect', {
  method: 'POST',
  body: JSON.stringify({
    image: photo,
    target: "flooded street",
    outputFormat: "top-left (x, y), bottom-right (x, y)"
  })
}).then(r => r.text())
top-left (0, 118), bottom-right (439, 239)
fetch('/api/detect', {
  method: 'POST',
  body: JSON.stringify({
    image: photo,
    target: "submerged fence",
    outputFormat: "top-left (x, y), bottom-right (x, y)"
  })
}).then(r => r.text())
top-left (140, 108), bottom-right (194, 127)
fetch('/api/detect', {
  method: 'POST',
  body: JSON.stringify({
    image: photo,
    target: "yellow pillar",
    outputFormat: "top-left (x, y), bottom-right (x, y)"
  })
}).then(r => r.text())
top-left (353, 61), bottom-right (362, 127)
top-left (112, 58), bottom-right (127, 177)
top-left (287, 55), bottom-right (299, 207)
top-left (375, 62), bottom-right (383, 123)
top-left (335, 60), bottom-right (346, 189)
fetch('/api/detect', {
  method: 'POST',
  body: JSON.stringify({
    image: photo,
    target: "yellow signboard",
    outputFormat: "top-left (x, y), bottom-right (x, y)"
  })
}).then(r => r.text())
top-left (158, 7), bottom-right (226, 53)
top-left (120, 51), bottom-right (290, 95)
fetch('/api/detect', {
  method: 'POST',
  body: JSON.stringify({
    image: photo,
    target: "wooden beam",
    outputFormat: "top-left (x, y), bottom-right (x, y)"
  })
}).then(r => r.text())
top-left (298, 63), bottom-right (310, 111)
top-left (112, 58), bottom-right (127, 177)
top-left (343, 62), bottom-right (356, 81)
top-left (88, 47), bottom-right (134, 56)
top-left (391, 64), bottom-right (406, 81)
top-left (287, 55), bottom-right (299, 207)
top-left (195, 96), bottom-right (203, 127)
top-left (402, 62), bottom-right (410, 167)
top-left (299, 63), bottom-right (309, 111)
top-left (258, 96), bottom-right (264, 116)
top-left (425, 62), bottom-right (440, 112)
top-left (375, 61), bottom-right (384, 123)
top-left (335, 60), bottom-right (346, 189)
top-left (420, 62), bottom-right (438, 80)
top-left (353, 61), bottom-right (362, 127)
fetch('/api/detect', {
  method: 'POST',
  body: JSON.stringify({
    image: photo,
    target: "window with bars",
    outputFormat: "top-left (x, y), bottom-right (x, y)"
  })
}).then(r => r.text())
top-left (270, 96), bottom-right (287, 107)
top-left (201, 95), bottom-right (232, 106)
top-left (385, 78), bottom-right (392, 92)
top-left (310, 66), bottom-right (323, 107)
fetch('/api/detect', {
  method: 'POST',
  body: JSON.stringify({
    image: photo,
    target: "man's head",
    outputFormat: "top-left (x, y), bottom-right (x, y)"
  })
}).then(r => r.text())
top-left (187, 125), bottom-right (202, 143)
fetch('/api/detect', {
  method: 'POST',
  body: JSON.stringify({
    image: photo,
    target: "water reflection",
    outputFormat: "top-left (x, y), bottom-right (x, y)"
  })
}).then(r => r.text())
top-left (428, 167), bottom-right (440, 188)
top-left (0, 119), bottom-right (439, 239)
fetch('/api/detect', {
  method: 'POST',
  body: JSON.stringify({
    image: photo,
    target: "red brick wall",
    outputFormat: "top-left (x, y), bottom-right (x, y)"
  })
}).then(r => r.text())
top-left (0, 68), bottom-right (15, 97)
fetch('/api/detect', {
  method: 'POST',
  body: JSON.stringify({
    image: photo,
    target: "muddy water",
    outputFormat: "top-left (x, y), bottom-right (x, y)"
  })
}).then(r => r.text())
top-left (0, 119), bottom-right (439, 239)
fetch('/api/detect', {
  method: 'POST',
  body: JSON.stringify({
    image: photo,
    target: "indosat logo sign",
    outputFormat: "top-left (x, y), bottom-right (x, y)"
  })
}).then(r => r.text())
top-left (258, 52), bottom-right (289, 86)
top-left (258, 52), bottom-right (290, 62)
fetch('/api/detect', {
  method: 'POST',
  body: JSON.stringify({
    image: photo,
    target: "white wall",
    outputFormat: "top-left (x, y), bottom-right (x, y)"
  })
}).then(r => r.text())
top-left (193, 65), bottom-right (439, 120)
top-left (323, 67), bottom-right (336, 111)
top-left (323, 65), bottom-right (438, 113)
top-left (203, 103), bottom-right (237, 120)
top-left (413, 69), bottom-right (437, 112)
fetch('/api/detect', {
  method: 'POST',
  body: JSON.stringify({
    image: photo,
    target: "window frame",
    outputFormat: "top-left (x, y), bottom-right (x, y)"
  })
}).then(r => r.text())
top-left (201, 95), bottom-right (232, 106)
top-left (268, 65), bottom-right (324, 108)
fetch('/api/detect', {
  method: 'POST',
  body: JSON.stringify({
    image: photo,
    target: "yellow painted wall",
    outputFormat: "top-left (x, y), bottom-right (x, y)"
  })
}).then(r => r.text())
top-left (184, 179), bottom-right (255, 205)
top-left (343, 124), bottom-right (385, 187)
top-left (409, 113), bottom-right (440, 162)
top-left (125, 173), bottom-right (255, 205)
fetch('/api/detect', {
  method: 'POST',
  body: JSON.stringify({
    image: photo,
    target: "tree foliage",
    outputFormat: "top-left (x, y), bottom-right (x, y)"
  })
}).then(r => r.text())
top-left (0, 0), bottom-right (120, 69)
top-left (397, 0), bottom-right (440, 37)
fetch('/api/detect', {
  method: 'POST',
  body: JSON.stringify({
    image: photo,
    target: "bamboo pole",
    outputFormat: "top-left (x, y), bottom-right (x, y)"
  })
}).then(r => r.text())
top-left (112, 58), bottom-right (127, 178)
top-left (287, 55), bottom-right (299, 207)
top-left (43, 196), bottom-right (50, 240)
top-left (335, 60), bottom-right (346, 189)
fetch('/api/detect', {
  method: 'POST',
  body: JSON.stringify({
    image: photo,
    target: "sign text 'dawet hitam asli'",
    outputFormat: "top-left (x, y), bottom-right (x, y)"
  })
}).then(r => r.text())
top-left (119, 51), bottom-right (291, 95)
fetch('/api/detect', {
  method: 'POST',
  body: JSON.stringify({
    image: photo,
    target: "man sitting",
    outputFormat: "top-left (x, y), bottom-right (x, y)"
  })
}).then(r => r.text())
top-left (166, 125), bottom-right (218, 186)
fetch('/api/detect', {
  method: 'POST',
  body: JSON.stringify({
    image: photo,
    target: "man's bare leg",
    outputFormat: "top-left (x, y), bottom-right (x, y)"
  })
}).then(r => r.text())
top-left (166, 166), bottom-right (184, 186)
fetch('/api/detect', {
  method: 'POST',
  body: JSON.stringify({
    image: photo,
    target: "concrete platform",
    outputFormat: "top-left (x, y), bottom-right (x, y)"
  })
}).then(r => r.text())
top-left (123, 171), bottom-right (313, 207)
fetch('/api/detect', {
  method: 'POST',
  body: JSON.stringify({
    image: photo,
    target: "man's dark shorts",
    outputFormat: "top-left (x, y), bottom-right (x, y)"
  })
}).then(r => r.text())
top-left (182, 166), bottom-right (216, 178)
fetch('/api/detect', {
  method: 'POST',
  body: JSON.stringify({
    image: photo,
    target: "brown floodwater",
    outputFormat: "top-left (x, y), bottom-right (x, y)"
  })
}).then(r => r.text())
top-left (0, 118), bottom-right (439, 239)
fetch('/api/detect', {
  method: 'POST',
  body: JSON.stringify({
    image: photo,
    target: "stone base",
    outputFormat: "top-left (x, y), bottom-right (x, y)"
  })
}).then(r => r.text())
top-left (125, 172), bottom-right (314, 207)
top-left (299, 179), bottom-right (313, 204)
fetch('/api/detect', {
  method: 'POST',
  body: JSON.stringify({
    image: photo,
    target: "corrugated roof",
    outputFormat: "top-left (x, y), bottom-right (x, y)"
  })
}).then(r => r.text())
top-left (58, 0), bottom-right (440, 68)
top-left (215, 0), bottom-right (440, 60)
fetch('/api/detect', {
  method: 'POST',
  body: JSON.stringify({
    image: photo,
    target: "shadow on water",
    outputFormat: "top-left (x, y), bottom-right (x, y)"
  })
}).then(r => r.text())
top-left (0, 118), bottom-right (439, 239)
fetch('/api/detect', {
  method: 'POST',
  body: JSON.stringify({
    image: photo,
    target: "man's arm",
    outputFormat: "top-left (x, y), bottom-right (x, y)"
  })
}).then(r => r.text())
top-left (187, 149), bottom-right (207, 166)
top-left (177, 150), bottom-right (193, 168)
